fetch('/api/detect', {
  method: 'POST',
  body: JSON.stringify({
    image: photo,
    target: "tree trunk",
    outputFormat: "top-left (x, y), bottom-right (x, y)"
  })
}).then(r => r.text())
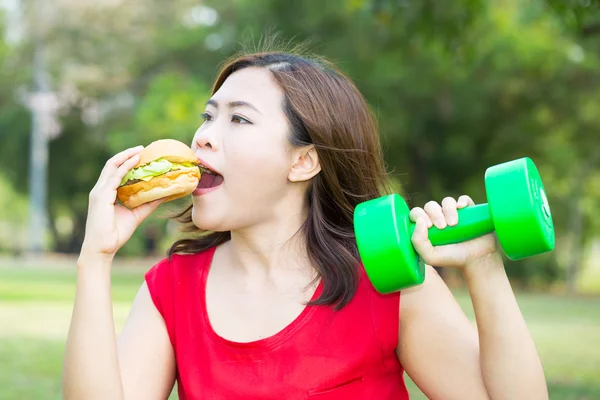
top-left (47, 206), bottom-right (61, 252)
top-left (67, 212), bottom-right (87, 254)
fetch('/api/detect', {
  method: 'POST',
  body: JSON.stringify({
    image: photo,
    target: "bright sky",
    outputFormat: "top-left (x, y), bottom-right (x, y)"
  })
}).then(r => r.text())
top-left (0, 0), bottom-right (18, 16)
top-left (0, 0), bottom-right (21, 43)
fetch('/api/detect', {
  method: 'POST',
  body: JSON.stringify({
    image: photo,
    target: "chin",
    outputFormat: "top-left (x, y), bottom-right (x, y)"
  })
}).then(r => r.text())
top-left (191, 206), bottom-right (229, 232)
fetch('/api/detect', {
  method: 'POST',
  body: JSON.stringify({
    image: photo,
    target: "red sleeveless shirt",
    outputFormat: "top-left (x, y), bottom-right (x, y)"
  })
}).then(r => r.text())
top-left (145, 246), bottom-right (409, 399)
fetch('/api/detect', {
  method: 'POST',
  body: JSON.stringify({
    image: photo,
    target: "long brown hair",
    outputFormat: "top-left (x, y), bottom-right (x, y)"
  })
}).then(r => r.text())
top-left (168, 50), bottom-right (393, 309)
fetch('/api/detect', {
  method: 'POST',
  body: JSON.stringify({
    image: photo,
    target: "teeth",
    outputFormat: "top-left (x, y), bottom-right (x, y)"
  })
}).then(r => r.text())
top-left (200, 166), bottom-right (216, 175)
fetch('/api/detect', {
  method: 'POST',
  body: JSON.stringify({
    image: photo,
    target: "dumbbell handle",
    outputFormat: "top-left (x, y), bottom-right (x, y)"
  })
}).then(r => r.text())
top-left (407, 203), bottom-right (494, 246)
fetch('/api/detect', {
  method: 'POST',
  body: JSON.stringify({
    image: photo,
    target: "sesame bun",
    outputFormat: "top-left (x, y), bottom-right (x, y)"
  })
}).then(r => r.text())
top-left (116, 139), bottom-right (200, 209)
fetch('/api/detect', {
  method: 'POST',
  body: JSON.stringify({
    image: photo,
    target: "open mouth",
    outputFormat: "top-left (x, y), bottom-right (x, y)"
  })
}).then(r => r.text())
top-left (198, 165), bottom-right (224, 189)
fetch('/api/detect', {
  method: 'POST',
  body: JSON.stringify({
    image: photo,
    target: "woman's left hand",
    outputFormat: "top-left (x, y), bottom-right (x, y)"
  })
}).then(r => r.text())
top-left (410, 195), bottom-right (500, 269)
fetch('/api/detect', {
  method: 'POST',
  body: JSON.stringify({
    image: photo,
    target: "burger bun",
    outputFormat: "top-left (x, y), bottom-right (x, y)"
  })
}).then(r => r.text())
top-left (116, 139), bottom-right (200, 209)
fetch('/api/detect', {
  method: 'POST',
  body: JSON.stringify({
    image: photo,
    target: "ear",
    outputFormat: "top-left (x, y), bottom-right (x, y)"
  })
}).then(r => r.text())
top-left (288, 146), bottom-right (321, 182)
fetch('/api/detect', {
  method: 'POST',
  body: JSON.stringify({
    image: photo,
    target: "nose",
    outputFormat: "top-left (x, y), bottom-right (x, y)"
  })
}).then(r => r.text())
top-left (193, 125), bottom-right (219, 152)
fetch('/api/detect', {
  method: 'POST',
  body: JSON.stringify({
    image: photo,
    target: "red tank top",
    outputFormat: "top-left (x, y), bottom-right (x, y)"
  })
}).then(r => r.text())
top-left (145, 246), bottom-right (409, 399)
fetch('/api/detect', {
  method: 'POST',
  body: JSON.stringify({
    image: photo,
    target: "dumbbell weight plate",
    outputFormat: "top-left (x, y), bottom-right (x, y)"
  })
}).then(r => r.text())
top-left (485, 157), bottom-right (555, 260)
top-left (354, 194), bottom-right (426, 293)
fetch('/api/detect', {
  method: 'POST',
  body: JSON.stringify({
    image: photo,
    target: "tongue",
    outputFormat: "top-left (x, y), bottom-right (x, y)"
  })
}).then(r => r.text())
top-left (198, 173), bottom-right (224, 189)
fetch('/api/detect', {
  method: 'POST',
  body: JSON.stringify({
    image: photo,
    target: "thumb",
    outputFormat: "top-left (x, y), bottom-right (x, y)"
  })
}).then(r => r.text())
top-left (131, 198), bottom-right (165, 224)
top-left (411, 217), bottom-right (440, 266)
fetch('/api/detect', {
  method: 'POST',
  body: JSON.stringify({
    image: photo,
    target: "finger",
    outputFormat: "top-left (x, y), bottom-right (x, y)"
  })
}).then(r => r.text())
top-left (457, 195), bottom-right (475, 208)
top-left (424, 201), bottom-right (446, 229)
top-left (131, 198), bottom-right (165, 223)
top-left (409, 207), bottom-right (432, 228)
top-left (441, 197), bottom-right (458, 226)
top-left (99, 145), bottom-right (144, 183)
top-left (411, 217), bottom-right (440, 266)
top-left (107, 154), bottom-right (141, 189)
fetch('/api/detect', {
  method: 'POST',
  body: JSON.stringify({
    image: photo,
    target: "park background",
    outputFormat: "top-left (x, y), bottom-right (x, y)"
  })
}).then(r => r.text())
top-left (0, 0), bottom-right (599, 399)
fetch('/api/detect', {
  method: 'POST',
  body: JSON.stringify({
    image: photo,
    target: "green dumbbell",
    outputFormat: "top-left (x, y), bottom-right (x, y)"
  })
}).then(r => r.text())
top-left (354, 157), bottom-right (555, 294)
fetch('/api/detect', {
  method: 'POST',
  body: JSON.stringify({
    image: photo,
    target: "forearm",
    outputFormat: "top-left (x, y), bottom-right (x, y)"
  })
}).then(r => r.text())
top-left (462, 252), bottom-right (548, 400)
top-left (62, 256), bottom-right (124, 400)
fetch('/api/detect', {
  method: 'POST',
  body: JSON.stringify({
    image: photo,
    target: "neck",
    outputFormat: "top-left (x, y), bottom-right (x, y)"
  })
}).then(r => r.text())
top-left (221, 188), bottom-right (317, 280)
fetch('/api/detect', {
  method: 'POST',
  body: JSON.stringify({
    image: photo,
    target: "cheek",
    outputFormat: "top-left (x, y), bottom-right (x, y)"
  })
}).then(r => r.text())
top-left (191, 130), bottom-right (292, 230)
top-left (227, 141), bottom-right (291, 192)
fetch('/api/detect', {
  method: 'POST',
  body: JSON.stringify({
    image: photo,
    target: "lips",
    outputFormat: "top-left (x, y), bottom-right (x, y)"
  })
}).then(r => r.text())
top-left (197, 158), bottom-right (221, 175)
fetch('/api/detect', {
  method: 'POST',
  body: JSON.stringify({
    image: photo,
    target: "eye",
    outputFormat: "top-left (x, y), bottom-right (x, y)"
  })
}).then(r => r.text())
top-left (232, 114), bottom-right (251, 124)
top-left (201, 112), bottom-right (213, 123)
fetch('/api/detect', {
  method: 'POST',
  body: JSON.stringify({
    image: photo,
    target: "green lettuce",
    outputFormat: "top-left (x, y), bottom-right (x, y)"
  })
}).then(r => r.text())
top-left (120, 158), bottom-right (197, 186)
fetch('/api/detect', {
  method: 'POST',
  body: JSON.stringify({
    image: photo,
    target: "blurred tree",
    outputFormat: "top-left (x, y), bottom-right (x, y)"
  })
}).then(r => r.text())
top-left (0, 0), bottom-right (598, 292)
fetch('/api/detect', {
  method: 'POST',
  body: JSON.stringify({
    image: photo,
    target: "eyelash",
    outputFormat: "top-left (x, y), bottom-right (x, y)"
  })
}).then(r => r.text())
top-left (201, 113), bottom-right (251, 125)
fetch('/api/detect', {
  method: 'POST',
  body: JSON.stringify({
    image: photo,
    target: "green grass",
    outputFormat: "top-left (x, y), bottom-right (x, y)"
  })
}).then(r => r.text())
top-left (1, 264), bottom-right (599, 400)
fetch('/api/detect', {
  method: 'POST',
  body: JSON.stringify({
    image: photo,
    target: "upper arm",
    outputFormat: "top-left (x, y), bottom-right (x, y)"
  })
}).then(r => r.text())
top-left (396, 266), bottom-right (489, 400)
top-left (117, 282), bottom-right (176, 400)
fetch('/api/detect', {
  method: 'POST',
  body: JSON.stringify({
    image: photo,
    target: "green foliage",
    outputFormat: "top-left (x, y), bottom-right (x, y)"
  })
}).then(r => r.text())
top-left (0, 106), bottom-right (30, 191)
top-left (108, 70), bottom-right (210, 151)
top-left (505, 252), bottom-right (562, 289)
top-left (0, 174), bottom-right (28, 253)
top-left (0, 0), bottom-right (599, 288)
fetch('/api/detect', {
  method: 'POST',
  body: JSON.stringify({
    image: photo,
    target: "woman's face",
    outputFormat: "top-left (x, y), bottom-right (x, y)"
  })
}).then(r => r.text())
top-left (190, 67), bottom-right (300, 232)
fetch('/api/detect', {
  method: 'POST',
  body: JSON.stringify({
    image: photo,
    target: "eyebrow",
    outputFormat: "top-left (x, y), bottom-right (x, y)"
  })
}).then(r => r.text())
top-left (206, 99), bottom-right (262, 115)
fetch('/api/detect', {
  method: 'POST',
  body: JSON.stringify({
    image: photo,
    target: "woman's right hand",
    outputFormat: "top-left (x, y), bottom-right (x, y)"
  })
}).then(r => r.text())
top-left (79, 145), bottom-right (164, 262)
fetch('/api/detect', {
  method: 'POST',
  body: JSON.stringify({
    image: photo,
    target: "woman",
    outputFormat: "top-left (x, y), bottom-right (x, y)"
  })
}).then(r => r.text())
top-left (62, 51), bottom-right (548, 399)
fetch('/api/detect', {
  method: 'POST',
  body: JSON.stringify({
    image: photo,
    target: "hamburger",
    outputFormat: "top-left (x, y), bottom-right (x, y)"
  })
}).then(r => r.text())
top-left (117, 139), bottom-right (201, 209)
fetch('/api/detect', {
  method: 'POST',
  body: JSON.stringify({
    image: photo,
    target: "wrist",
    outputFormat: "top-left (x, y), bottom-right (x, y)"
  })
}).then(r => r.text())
top-left (77, 248), bottom-right (114, 271)
top-left (462, 251), bottom-right (505, 282)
